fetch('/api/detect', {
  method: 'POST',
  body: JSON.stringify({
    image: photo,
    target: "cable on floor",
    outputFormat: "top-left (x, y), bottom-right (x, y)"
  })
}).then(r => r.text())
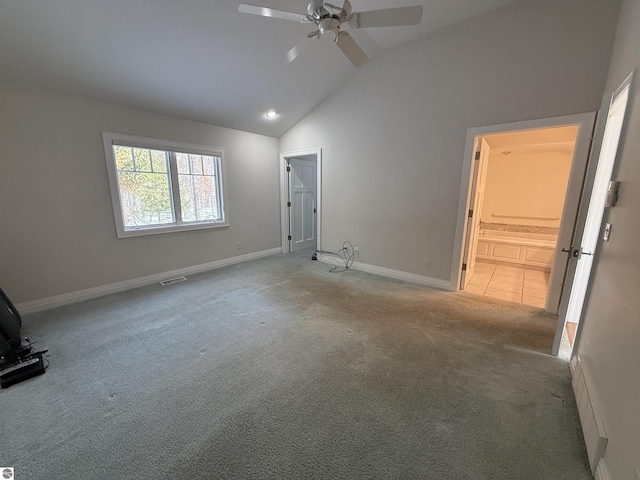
top-left (315, 241), bottom-right (355, 273)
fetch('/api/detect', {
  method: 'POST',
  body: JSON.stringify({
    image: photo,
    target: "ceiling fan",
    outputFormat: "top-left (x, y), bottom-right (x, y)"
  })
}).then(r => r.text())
top-left (238, 0), bottom-right (423, 67)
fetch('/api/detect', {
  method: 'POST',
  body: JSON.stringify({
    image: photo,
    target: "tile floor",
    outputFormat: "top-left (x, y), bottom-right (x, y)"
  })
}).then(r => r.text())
top-left (565, 321), bottom-right (577, 346)
top-left (464, 261), bottom-right (550, 308)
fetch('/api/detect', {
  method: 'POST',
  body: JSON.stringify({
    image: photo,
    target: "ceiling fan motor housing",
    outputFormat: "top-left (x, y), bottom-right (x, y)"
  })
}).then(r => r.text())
top-left (318, 17), bottom-right (340, 38)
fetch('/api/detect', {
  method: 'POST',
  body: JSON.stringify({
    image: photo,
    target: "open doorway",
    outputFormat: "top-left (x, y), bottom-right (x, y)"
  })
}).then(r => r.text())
top-left (453, 112), bottom-right (597, 325)
top-left (279, 148), bottom-right (322, 254)
top-left (453, 91), bottom-right (634, 358)
top-left (461, 126), bottom-right (579, 308)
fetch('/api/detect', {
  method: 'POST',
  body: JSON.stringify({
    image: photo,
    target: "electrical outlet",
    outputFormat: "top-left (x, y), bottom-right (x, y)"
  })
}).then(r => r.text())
top-left (354, 246), bottom-right (359, 254)
top-left (425, 259), bottom-right (431, 268)
top-left (236, 242), bottom-right (242, 250)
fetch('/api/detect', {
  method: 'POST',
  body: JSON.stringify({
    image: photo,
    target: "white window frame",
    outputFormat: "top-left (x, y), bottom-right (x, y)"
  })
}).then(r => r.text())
top-left (102, 132), bottom-right (229, 238)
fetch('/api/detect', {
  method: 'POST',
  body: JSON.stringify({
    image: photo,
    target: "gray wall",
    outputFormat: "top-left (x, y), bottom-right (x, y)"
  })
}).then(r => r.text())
top-left (280, 0), bottom-right (620, 282)
top-left (0, 83), bottom-right (280, 304)
top-left (575, 0), bottom-right (640, 478)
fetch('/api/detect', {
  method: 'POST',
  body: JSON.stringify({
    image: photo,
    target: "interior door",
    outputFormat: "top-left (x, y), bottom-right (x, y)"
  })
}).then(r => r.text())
top-left (288, 158), bottom-right (317, 252)
top-left (545, 119), bottom-right (597, 314)
top-left (461, 137), bottom-right (489, 288)
top-left (551, 76), bottom-right (633, 355)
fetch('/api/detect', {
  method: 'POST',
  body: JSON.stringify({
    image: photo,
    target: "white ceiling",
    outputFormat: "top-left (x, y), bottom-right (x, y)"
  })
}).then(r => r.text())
top-left (0, 0), bottom-right (518, 137)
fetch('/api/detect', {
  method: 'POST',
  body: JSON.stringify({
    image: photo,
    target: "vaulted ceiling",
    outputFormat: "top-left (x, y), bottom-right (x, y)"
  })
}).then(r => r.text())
top-left (0, 0), bottom-right (518, 137)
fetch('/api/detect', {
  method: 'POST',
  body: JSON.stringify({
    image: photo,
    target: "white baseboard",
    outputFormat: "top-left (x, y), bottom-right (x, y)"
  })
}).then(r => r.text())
top-left (572, 355), bottom-right (608, 475)
top-left (16, 247), bottom-right (281, 314)
top-left (594, 459), bottom-right (610, 480)
top-left (319, 254), bottom-right (452, 291)
top-left (570, 354), bottom-right (579, 374)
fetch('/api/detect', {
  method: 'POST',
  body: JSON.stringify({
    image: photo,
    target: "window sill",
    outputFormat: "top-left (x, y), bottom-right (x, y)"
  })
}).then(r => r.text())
top-left (116, 220), bottom-right (229, 238)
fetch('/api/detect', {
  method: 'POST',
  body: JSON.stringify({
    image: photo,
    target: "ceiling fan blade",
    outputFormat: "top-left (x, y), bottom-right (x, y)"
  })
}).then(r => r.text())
top-left (347, 27), bottom-right (381, 58)
top-left (238, 4), bottom-right (306, 23)
top-left (352, 5), bottom-right (423, 28)
top-left (278, 41), bottom-right (306, 64)
top-left (336, 32), bottom-right (369, 68)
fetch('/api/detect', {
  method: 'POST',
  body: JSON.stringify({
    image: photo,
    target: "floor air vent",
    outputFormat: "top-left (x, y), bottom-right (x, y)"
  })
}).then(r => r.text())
top-left (572, 355), bottom-right (608, 474)
top-left (160, 276), bottom-right (187, 286)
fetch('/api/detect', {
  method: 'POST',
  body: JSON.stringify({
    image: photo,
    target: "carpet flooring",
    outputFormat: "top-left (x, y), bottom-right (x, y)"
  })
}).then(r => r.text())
top-left (1, 251), bottom-right (590, 479)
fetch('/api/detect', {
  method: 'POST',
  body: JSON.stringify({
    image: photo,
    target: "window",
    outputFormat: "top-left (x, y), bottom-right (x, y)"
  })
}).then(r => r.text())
top-left (103, 132), bottom-right (228, 237)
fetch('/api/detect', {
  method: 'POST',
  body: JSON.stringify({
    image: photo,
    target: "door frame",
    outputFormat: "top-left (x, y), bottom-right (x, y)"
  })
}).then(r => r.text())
top-left (460, 137), bottom-right (490, 289)
top-left (553, 72), bottom-right (635, 356)
top-left (279, 148), bottom-right (322, 253)
top-left (451, 112), bottom-right (596, 313)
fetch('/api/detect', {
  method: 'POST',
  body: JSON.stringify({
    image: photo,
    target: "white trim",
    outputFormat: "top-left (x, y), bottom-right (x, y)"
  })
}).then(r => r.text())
top-left (571, 355), bottom-right (609, 474)
top-left (319, 255), bottom-right (451, 290)
top-left (452, 113), bottom-right (596, 310)
top-left (612, 71), bottom-right (634, 103)
top-left (569, 354), bottom-right (579, 374)
top-left (103, 132), bottom-right (227, 157)
top-left (16, 248), bottom-right (281, 314)
top-left (553, 74), bottom-right (635, 356)
top-left (279, 148), bottom-right (322, 253)
top-left (594, 459), bottom-right (610, 480)
top-left (102, 132), bottom-right (230, 238)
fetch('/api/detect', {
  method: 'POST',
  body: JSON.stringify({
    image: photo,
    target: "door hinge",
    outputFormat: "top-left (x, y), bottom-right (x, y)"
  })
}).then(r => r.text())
top-left (462, 263), bottom-right (467, 271)
top-left (475, 151), bottom-right (481, 161)
top-left (286, 166), bottom-right (291, 172)
top-left (468, 209), bottom-right (473, 218)
top-left (288, 235), bottom-right (292, 241)
top-left (287, 201), bottom-right (291, 207)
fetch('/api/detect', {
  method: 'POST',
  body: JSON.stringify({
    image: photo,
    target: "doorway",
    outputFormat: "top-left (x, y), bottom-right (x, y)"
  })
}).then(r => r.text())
top-left (279, 148), bottom-right (322, 253)
top-left (452, 112), bottom-right (597, 317)
top-left (461, 126), bottom-right (580, 308)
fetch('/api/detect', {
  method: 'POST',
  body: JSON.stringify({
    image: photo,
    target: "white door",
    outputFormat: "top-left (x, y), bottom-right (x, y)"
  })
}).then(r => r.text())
top-left (551, 75), bottom-right (633, 355)
top-left (461, 138), bottom-right (489, 288)
top-left (288, 158), bottom-right (317, 252)
top-left (545, 123), bottom-right (597, 313)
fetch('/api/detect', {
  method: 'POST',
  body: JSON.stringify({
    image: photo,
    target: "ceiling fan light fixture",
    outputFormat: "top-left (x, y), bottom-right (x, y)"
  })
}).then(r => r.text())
top-left (319, 17), bottom-right (340, 38)
top-left (265, 109), bottom-right (279, 119)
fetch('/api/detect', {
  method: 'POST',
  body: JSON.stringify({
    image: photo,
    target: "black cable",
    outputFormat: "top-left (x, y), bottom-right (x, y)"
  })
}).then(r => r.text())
top-left (316, 241), bottom-right (356, 273)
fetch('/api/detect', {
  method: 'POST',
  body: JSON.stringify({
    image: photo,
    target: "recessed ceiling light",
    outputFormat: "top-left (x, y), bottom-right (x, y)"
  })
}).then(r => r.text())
top-left (265, 109), bottom-right (278, 119)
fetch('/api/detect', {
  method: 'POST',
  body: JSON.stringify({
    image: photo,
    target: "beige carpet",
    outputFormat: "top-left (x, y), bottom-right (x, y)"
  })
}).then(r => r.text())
top-left (2, 251), bottom-right (590, 479)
